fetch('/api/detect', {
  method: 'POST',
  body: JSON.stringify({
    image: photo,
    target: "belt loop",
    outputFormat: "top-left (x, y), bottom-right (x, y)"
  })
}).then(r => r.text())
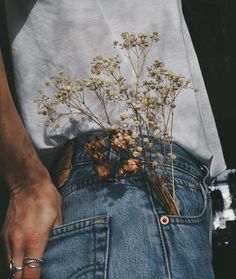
top-left (201, 164), bottom-right (214, 189)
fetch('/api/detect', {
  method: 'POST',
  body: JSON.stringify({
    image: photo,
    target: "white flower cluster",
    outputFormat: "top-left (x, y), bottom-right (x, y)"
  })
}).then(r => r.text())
top-left (36, 31), bottom-right (191, 163)
top-left (114, 32), bottom-right (159, 50)
top-left (91, 55), bottom-right (121, 75)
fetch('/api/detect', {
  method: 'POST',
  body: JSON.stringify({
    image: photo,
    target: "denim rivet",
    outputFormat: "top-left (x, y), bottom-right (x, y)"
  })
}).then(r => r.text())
top-left (160, 216), bottom-right (169, 225)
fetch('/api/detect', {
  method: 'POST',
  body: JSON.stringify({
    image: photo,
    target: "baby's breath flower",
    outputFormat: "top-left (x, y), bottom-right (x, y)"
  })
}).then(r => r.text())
top-left (113, 40), bottom-right (119, 47)
top-left (111, 125), bottom-right (118, 131)
top-left (143, 117), bottom-right (149, 125)
top-left (37, 89), bottom-right (43, 93)
top-left (150, 32), bottom-right (159, 42)
top-left (145, 142), bottom-right (153, 148)
top-left (44, 120), bottom-right (49, 126)
top-left (151, 161), bottom-right (158, 167)
top-left (168, 153), bottom-right (177, 160)
top-left (132, 151), bottom-right (140, 158)
top-left (122, 121), bottom-right (128, 128)
top-left (129, 139), bottom-right (136, 146)
top-left (131, 132), bottom-right (138, 139)
top-left (148, 121), bottom-right (155, 126)
top-left (136, 146), bottom-right (143, 152)
top-left (134, 103), bottom-right (142, 109)
top-left (156, 152), bottom-right (162, 158)
top-left (120, 113), bottom-right (129, 120)
top-left (76, 85), bottom-right (84, 91)
top-left (53, 123), bottom-right (60, 129)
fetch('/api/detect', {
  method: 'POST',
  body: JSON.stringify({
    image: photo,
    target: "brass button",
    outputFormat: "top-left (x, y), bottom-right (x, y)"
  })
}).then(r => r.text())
top-left (160, 216), bottom-right (169, 225)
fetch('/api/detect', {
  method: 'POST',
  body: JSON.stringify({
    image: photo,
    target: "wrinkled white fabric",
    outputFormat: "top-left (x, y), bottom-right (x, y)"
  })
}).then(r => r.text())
top-left (4, 0), bottom-right (226, 177)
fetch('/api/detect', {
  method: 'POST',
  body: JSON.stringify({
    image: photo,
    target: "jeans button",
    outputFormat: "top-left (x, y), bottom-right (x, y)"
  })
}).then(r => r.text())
top-left (160, 216), bottom-right (169, 225)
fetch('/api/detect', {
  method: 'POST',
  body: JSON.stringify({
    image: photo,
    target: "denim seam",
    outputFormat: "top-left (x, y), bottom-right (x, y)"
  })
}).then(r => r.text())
top-left (60, 175), bottom-right (146, 200)
top-left (173, 178), bottom-right (201, 191)
top-left (165, 163), bottom-right (202, 182)
top-left (145, 181), bottom-right (172, 279)
top-left (49, 215), bottom-right (108, 238)
top-left (61, 177), bottom-right (102, 198)
top-left (71, 263), bottom-right (106, 278)
top-left (103, 217), bottom-right (110, 279)
top-left (93, 221), bottom-right (97, 278)
top-left (79, 264), bottom-right (103, 277)
top-left (94, 216), bottom-right (110, 279)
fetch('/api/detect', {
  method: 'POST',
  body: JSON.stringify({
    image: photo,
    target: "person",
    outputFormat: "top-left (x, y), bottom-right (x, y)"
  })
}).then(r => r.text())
top-left (0, 0), bottom-right (226, 278)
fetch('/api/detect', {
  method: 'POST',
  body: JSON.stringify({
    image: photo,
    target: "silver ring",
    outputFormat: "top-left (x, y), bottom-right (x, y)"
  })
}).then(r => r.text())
top-left (9, 259), bottom-right (23, 278)
top-left (23, 256), bottom-right (44, 268)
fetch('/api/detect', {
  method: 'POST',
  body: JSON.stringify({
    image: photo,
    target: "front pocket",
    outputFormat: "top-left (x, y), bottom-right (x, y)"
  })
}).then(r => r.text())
top-left (149, 165), bottom-right (210, 224)
top-left (41, 215), bottom-right (110, 279)
top-left (167, 179), bottom-right (208, 224)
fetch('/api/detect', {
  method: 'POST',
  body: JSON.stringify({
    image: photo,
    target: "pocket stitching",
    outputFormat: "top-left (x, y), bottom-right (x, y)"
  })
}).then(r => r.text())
top-left (49, 215), bottom-right (109, 239)
top-left (167, 182), bottom-right (208, 224)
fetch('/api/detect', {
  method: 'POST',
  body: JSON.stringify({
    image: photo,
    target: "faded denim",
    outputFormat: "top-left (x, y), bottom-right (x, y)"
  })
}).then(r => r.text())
top-left (41, 131), bottom-right (214, 279)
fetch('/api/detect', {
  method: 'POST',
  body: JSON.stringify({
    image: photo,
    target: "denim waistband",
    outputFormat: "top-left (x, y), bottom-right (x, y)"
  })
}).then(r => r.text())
top-left (71, 130), bottom-right (207, 181)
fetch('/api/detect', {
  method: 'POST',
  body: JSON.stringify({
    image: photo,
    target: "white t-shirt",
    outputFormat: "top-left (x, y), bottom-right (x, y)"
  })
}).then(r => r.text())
top-left (4, 0), bottom-right (226, 177)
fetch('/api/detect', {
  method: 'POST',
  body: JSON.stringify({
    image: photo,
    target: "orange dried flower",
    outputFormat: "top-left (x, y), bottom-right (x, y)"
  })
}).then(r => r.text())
top-left (123, 159), bottom-right (140, 173)
top-left (85, 138), bottom-right (106, 164)
top-left (95, 164), bottom-right (111, 178)
top-left (118, 158), bottom-right (140, 178)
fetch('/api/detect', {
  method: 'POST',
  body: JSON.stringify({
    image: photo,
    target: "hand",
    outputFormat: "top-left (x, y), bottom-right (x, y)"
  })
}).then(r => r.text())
top-left (0, 182), bottom-right (62, 279)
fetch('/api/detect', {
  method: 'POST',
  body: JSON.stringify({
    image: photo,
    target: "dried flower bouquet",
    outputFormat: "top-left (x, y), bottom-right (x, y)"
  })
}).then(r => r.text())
top-left (36, 32), bottom-right (192, 216)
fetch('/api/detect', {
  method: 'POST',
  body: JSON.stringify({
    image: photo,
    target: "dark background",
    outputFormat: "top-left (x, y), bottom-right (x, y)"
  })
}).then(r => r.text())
top-left (0, 0), bottom-right (236, 278)
top-left (182, 0), bottom-right (236, 170)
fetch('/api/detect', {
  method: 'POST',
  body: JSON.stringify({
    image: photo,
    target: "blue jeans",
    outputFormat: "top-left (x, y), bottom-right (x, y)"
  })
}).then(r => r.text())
top-left (41, 131), bottom-right (214, 279)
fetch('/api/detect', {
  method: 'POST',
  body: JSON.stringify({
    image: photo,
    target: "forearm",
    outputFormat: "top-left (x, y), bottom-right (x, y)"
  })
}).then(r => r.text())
top-left (0, 50), bottom-right (51, 192)
top-left (0, 51), bottom-right (62, 279)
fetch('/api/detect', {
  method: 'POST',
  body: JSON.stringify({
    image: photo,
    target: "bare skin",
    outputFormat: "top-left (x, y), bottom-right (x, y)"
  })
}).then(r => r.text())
top-left (0, 50), bottom-right (63, 278)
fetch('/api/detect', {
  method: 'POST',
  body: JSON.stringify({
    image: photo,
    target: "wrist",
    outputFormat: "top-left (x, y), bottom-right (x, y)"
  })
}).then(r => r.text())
top-left (4, 159), bottom-right (52, 194)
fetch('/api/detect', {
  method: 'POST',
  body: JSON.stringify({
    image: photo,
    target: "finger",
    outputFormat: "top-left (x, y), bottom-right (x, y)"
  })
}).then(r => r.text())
top-left (22, 232), bottom-right (49, 279)
top-left (10, 233), bottom-right (24, 279)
